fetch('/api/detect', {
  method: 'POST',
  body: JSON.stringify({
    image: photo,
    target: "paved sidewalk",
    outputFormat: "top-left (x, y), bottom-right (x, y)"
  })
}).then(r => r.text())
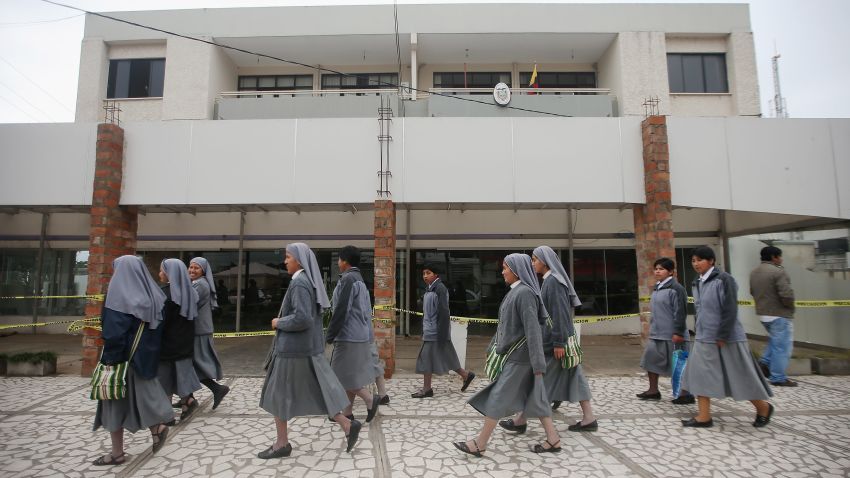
top-left (1, 372), bottom-right (849, 477)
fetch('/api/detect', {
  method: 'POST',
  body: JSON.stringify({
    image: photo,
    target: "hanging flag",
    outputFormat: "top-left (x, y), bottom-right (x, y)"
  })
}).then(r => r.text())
top-left (528, 64), bottom-right (539, 95)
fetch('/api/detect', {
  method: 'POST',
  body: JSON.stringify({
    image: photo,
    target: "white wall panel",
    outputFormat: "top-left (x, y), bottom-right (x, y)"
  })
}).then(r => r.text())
top-left (0, 123), bottom-right (96, 206)
top-left (726, 118), bottom-right (839, 217)
top-left (668, 118), bottom-right (732, 210)
top-left (122, 122), bottom-right (192, 204)
top-left (186, 120), bottom-right (296, 204)
top-left (513, 118), bottom-right (628, 203)
top-left (829, 120), bottom-right (850, 219)
top-left (294, 119), bottom-right (387, 203)
top-left (403, 118), bottom-right (514, 203)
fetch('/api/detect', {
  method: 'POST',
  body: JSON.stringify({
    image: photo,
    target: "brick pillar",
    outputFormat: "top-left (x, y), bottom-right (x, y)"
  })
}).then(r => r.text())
top-left (633, 116), bottom-right (675, 342)
top-left (81, 124), bottom-right (138, 376)
top-left (373, 199), bottom-right (397, 378)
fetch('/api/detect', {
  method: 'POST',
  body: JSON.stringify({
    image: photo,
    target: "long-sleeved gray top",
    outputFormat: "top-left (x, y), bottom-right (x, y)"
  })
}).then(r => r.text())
top-left (422, 278), bottom-right (451, 342)
top-left (495, 282), bottom-right (546, 374)
top-left (273, 272), bottom-right (324, 357)
top-left (192, 279), bottom-right (215, 336)
top-left (540, 274), bottom-right (576, 352)
top-left (649, 278), bottom-right (689, 340)
top-left (326, 267), bottom-right (372, 343)
top-left (692, 268), bottom-right (747, 343)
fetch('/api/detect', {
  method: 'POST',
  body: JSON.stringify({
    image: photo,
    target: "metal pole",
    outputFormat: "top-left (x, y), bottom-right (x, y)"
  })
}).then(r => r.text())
top-left (568, 207), bottom-right (575, 280)
top-left (405, 206), bottom-right (412, 336)
top-left (32, 213), bottom-right (48, 333)
top-left (235, 212), bottom-right (245, 332)
top-left (720, 210), bottom-right (731, 273)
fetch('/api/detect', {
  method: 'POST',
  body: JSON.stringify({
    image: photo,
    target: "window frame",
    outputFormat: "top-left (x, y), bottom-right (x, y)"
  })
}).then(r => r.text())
top-left (667, 53), bottom-right (729, 94)
top-left (106, 58), bottom-right (166, 99)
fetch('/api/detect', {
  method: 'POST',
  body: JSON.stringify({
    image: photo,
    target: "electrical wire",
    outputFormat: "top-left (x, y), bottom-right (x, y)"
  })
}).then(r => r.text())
top-left (0, 13), bottom-right (83, 27)
top-left (0, 56), bottom-right (75, 113)
top-left (40, 0), bottom-right (572, 118)
top-left (0, 79), bottom-right (56, 121)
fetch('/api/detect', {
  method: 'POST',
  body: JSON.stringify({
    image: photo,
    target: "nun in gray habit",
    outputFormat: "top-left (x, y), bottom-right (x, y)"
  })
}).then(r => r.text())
top-left (455, 253), bottom-right (563, 457)
top-left (187, 257), bottom-right (229, 409)
top-left (92, 255), bottom-right (173, 466)
top-left (258, 243), bottom-right (362, 459)
top-left (500, 245), bottom-right (597, 435)
top-left (156, 258), bottom-right (202, 422)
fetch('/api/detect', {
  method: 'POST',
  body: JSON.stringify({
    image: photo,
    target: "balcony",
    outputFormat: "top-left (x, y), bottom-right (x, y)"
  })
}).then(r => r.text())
top-left (215, 87), bottom-right (616, 120)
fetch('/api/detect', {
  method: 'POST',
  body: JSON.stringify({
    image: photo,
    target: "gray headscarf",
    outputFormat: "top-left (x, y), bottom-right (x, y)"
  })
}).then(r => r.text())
top-left (286, 243), bottom-right (331, 312)
top-left (104, 255), bottom-right (166, 329)
top-left (504, 253), bottom-right (549, 321)
top-left (189, 257), bottom-right (218, 309)
top-left (161, 258), bottom-right (199, 321)
top-left (533, 245), bottom-right (582, 308)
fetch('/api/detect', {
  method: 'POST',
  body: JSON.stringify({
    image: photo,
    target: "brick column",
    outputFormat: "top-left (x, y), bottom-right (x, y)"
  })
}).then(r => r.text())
top-left (81, 124), bottom-right (138, 376)
top-left (373, 199), bottom-right (397, 378)
top-left (633, 116), bottom-right (675, 341)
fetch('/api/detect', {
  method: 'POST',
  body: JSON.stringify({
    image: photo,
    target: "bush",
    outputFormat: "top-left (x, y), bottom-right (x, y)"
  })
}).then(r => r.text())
top-left (8, 351), bottom-right (57, 364)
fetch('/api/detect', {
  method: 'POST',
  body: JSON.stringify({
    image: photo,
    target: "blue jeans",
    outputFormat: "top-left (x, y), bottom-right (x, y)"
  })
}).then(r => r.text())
top-left (759, 318), bottom-right (793, 383)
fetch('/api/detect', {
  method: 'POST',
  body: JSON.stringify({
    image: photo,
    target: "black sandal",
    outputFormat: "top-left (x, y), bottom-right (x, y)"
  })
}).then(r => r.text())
top-left (92, 452), bottom-right (126, 466)
top-left (532, 439), bottom-right (562, 453)
top-left (151, 425), bottom-right (169, 454)
top-left (180, 397), bottom-right (199, 421)
top-left (453, 438), bottom-right (485, 457)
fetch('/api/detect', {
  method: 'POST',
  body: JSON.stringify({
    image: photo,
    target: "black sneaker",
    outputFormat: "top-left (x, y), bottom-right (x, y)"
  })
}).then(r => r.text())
top-left (770, 379), bottom-right (798, 387)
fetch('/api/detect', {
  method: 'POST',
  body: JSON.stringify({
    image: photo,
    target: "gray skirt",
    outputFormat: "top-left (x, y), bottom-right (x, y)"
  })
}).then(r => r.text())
top-left (259, 353), bottom-right (351, 421)
top-left (543, 355), bottom-right (592, 403)
top-left (330, 341), bottom-right (375, 390)
top-left (681, 341), bottom-right (773, 401)
top-left (468, 349), bottom-right (551, 419)
top-left (415, 340), bottom-right (461, 374)
top-left (193, 334), bottom-right (223, 381)
top-left (370, 341), bottom-right (384, 378)
top-left (640, 339), bottom-right (679, 376)
top-left (93, 367), bottom-right (174, 433)
top-left (158, 357), bottom-right (202, 398)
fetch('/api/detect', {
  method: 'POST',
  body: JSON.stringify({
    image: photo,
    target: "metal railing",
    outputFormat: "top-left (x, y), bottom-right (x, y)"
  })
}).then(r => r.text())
top-left (428, 87), bottom-right (611, 96)
top-left (219, 88), bottom-right (399, 99)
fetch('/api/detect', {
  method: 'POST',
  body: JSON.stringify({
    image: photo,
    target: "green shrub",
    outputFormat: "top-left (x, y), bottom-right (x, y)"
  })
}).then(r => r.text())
top-left (8, 351), bottom-right (57, 364)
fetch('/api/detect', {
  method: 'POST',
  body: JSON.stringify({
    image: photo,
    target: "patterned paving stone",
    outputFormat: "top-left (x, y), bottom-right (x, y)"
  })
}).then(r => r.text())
top-left (0, 375), bottom-right (848, 477)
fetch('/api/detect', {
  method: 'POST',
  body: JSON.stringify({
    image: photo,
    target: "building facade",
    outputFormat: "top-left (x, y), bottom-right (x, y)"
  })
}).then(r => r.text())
top-left (2, 4), bottom-right (849, 367)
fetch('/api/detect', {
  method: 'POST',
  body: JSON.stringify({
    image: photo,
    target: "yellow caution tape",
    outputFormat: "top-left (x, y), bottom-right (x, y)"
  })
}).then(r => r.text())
top-left (640, 296), bottom-right (850, 307)
top-left (67, 318), bottom-right (102, 333)
top-left (213, 330), bottom-right (275, 338)
top-left (0, 294), bottom-right (104, 301)
top-left (0, 318), bottom-right (87, 331)
top-left (374, 305), bottom-right (638, 325)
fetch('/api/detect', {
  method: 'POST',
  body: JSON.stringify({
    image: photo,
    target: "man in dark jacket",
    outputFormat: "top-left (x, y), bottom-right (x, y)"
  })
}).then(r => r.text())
top-left (749, 246), bottom-right (797, 387)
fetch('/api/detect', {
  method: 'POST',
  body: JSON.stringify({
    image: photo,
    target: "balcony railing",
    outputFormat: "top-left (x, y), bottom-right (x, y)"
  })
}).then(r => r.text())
top-left (220, 88), bottom-right (398, 99)
top-left (428, 87), bottom-right (611, 96)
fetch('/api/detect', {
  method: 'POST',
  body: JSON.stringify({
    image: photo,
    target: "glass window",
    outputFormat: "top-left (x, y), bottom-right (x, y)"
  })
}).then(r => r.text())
top-left (667, 53), bottom-right (728, 93)
top-left (321, 73), bottom-right (398, 90)
top-left (236, 75), bottom-right (314, 92)
top-left (433, 72), bottom-right (511, 90)
top-left (519, 71), bottom-right (597, 89)
top-left (0, 249), bottom-right (88, 317)
top-left (107, 58), bottom-right (166, 99)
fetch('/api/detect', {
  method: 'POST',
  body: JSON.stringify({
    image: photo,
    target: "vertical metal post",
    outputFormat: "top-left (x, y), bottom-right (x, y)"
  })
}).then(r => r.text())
top-left (32, 213), bottom-right (48, 333)
top-left (404, 207), bottom-right (412, 336)
top-left (719, 210), bottom-right (731, 273)
top-left (567, 207), bottom-right (575, 280)
top-left (235, 212), bottom-right (245, 332)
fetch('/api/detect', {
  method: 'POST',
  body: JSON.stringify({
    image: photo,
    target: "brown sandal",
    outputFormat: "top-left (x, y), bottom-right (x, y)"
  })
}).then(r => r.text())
top-left (92, 452), bottom-right (126, 466)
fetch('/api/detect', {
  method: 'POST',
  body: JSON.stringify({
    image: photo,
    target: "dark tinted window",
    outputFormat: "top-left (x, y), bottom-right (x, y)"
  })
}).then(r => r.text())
top-left (667, 53), bottom-right (728, 93)
top-left (107, 59), bottom-right (165, 98)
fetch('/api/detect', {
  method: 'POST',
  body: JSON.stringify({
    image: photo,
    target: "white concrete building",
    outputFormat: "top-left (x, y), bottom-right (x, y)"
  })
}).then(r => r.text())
top-left (1, 3), bottom-right (848, 349)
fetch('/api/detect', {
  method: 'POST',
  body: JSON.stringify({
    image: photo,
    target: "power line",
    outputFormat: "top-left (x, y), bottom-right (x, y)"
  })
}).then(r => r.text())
top-left (40, 0), bottom-right (572, 118)
top-left (0, 13), bottom-right (83, 27)
top-left (0, 79), bottom-right (56, 122)
top-left (0, 56), bottom-right (75, 114)
top-left (0, 94), bottom-right (43, 122)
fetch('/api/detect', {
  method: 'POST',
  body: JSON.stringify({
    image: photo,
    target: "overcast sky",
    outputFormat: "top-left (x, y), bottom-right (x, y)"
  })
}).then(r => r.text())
top-left (1, 0), bottom-right (848, 123)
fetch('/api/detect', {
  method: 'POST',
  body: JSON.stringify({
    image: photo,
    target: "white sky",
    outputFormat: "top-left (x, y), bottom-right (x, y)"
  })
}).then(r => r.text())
top-left (1, 0), bottom-right (848, 123)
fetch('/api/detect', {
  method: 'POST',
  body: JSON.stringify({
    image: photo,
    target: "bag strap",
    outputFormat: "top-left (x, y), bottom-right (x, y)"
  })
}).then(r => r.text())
top-left (128, 322), bottom-right (145, 362)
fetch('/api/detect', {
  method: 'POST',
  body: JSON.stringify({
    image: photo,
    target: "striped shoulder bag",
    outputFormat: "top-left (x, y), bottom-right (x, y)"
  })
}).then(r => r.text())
top-left (560, 333), bottom-right (583, 369)
top-left (484, 337), bottom-right (528, 381)
top-left (90, 323), bottom-right (144, 400)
